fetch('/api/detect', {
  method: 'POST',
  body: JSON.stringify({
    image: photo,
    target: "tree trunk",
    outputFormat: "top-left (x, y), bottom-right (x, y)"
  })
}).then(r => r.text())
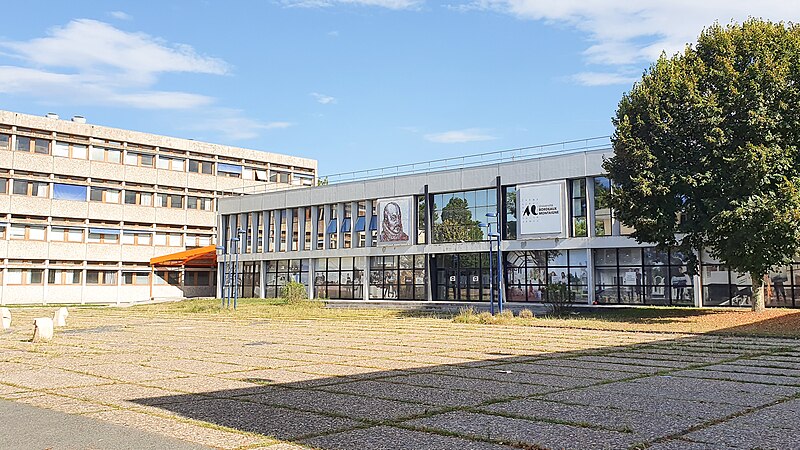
top-left (751, 273), bottom-right (766, 313)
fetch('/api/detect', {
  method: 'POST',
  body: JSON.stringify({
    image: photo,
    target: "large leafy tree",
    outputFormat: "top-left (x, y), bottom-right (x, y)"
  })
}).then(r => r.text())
top-left (605, 19), bottom-right (800, 312)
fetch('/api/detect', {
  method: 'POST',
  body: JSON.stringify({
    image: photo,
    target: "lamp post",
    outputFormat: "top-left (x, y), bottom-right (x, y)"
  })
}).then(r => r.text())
top-left (486, 211), bottom-right (503, 313)
top-left (233, 227), bottom-right (246, 310)
top-left (478, 219), bottom-right (495, 315)
top-left (216, 245), bottom-right (225, 309)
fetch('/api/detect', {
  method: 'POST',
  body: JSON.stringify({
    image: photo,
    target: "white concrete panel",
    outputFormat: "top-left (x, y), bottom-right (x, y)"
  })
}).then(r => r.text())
top-left (45, 286), bottom-right (84, 303)
top-left (124, 165), bottom-right (157, 185)
top-left (50, 199), bottom-right (89, 219)
top-left (86, 243), bottom-right (121, 261)
top-left (12, 152), bottom-right (54, 174)
top-left (90, 161), bottom-right (125, 181)
top-left (186, 210), bottom-right (215, 227)
top-left (3, 286), bottom-right (46, 304)
top-left (499, 159), bottom-right (540, 186)
top-left (154, 208), bottom-right (188, 226)
top-left (538, 153), bottom-right (587, 181)
top-left (53, 157), bottom-right (91, 178)
top-left (10, 196), bottom-right (51, 217)
top-left (459, 166), bottom-right (500, 191)
top-left (361, 178), bottom-right (397, 199)
top-left (88, 202), bottom-right (123, 222)
top-left (83, 286), bottom-right (120, 303)
top-left (217, 197), bottom-right (242, 215)
top-left (121, 246), bottom-right (157, 263)
top-left (186, 172), bottom-right (214, 190)
top-left (156, 169), bottom-right (188, 188)
top-left (8, 241), bottom-right (48, 259)
top-left (426, 170), bottom-right (462, 193)
top-left (48, 242), bottom-right (88, 260)
top-left (122, 205), bottom-right (157, 223)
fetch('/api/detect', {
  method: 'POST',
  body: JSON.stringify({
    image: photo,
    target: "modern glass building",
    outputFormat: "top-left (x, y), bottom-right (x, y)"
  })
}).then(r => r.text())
top-left (218, 139), bottom-right (799, 308)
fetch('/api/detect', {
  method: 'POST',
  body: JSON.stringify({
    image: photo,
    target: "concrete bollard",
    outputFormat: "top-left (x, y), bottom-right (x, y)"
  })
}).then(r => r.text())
top-left (32, 317), bottom-right (54, 342)
top-left (1, 307), bottom-right (10, 330)
top-left (53, 307), bottom-right (69, 327)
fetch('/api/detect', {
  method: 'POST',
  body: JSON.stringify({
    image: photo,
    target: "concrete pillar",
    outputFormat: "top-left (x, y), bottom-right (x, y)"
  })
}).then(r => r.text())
top-left (285, 208), bottom-right (294, 252)
top-left (694, 249), bottom-right (703, 307)
top-left (258, 261), bottom-right (266, 298)
top-left (310, 206), bottom-right (319, 251)
top-left (349, 201), bottom-right (358, 249)
top-left (307, 259), bottom-right (316, 299)
top-left (273, 210), bottom-right (282, 252)
top-left (250, 211), bottom-right (259, 253)
top-left (363, 256), bottom-right (371, 300)
top-left (297, 207), bottom-right (306, 251)
top-left (336, 203), bottom-right (345, 249)
top-left (240, 213), bottom-right (250, 253)
top-left (365, 200), bottom-right (374, 247)
top-left (586, 248), bottom-right (595, 305)
top-left (262, 210), bottom-right (271, 253)
top-left (323, 205), bottom-right (332, 249)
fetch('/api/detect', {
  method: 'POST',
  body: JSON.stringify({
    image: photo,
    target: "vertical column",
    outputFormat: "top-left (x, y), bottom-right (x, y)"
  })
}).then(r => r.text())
top-left (310, 206), bottom-right (319, 251)
top-left (308, 258), bottom-right (316, 299)
top-left (285, 208), bottom-right (294, 252)
top-left (586, 248), bottom-right (595, 305)
top-left (250, 211), bottom-right (259, 253)
top-left (365, 200), bottom-right (374, 247)
top-left (240, 213), bottom-right (250, 253)
top-left (336, 203), bottom-right (345, 249)
top-left (350, 201), bottom-right (358, 249)
top-left (258, 260), bottom-right (266, 298)
top-left (323, 204), bottom-right (332, 249)
top-left (586, 176), bottom-right (596, 238)
top-left (694, 249), bottom-right (703, 307)
top-left (424, 185), bottom-right (431, 244)
top-left (363, 256), bottom-right (371, 301)
top-left (297, 207), bottom-right (306, 251)
top-left (262, 210), bottom-right (271, 253)
top-left (273, 210), bottom-right (282, 253)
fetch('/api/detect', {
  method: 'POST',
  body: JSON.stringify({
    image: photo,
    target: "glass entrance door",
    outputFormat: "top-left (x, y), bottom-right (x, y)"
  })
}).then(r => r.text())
top-left (433, 253), bottom-right (492, 301)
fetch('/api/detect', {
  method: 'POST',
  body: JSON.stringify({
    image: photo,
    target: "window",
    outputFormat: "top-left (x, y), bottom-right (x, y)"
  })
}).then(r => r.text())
top-left (157, 156), bottom-right (185, 171)
top-left (594, 177), bottom-right (613, 236)
top-left (121, 231), bottom-right (152, 245)
top-left (0, 178), bottom-right (8, 194)
top-left (188, 159), bottom-right (214, 174)
top-left (570, 179), bottom-right (588, 237)
top-left (265, 260), bottom-right (306, 298)
top-left (13, 180), bottom-right (49, 197)
top-left (185, 271), bottom-right (211, 286)
top-left (432, 189), bottom-right (496, 244)
top-left (88, 228), bottom-right (120, 243)
top-left (90, 147), bottom-right (122, 163)
top-left (86, 270), bottom-right (117, 285)
top-left (504, 187), bottom-right (517, 240)
top-left (0, 133), bottom-right (9, 150)
top-left (187, 196), bottom-right (213, 211)
top-left (53, 142), bottom-right (87, 159)
top-left (9, 224), bottom-right (46, 241)
top-left (124, 190), bottom-right (153, 206)
top-left (370, 255), bottom-right (426, 300)
top-left (594, 248), bottom-right (693, 306)
top-left (122, 272), bottom-right (150, 285)
top-left (15, 136), bottom-right (50, 154)
top-left (269, 171), bottom-right (290, 183)
top-left (7, 269), bottom-right (44, 285)
top-left (48, 269), bottom-right (82, 285)
top-left (154, 232), bottom-right (182, 246)
top-left (218, 163), bottom-right (242, 178)
top-left (90, 187), bottom-right (120, 204)
top-left (124, 152), bottom-right (154, 167)
top-left (50, 227), bottom-right (84, 242)
top-left (156, 193), bottom-right (184, 208)
top-left (53, 183), bottom-right (87, 201)
top-left (185, 234), bottom-right (212, 248)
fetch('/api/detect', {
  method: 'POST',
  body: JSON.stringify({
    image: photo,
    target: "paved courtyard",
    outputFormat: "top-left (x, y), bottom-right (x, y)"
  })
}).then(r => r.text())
top-left (2, 306), bottom-right (800, 449)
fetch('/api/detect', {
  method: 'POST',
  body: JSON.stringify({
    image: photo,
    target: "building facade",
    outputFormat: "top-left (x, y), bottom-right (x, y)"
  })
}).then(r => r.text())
top-left (218, 147), bottom-right (799, 308)
top-left (0, 110), bottom-right (316, 305)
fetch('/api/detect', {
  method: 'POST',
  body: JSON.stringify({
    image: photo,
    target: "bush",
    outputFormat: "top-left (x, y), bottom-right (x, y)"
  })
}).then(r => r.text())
top-left (453, 307), bottom-right (480, 323)
top-left (544, 283), bottom-right (574, 317)
top-left (518, 308), bottom-right (535, 319)
top-left (281, 281), bottom-right (308, 303)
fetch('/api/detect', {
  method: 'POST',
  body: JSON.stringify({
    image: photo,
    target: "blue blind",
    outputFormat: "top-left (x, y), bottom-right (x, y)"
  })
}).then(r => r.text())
top-left (354, 216), bottom-right (366, 232)
top-left (326, 219), bottom-right (338, 234)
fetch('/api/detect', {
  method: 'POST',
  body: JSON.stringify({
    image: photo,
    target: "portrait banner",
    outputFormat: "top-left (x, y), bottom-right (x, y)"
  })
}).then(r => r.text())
top-left (377, 197), bottom-right (412, 245)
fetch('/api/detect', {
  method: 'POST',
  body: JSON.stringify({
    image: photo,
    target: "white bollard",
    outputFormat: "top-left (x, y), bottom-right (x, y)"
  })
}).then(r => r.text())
top-left (32, 317), bottom-right (54, 342)
top-left (53, 307), bottom-right (68, 327)
top-left (1, 308), bottom-right (10, 330)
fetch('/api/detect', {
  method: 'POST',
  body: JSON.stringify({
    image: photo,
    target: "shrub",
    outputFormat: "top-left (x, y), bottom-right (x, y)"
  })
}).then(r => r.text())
top-left (518, 308), bottom-right (535, 319)
top-left (453, 307), bottom-right (480, 323)
top-left (544, 283), bottom-right (574, 317)
top-left (477, 311), bottom-right (495, 324)
top-left (281, 281), bottom-right (308, 303)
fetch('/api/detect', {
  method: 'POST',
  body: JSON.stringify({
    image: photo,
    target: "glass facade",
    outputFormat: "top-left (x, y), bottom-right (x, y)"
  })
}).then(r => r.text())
top-left (314, 257), bottom-right (363, 300)
top-left (702, 259), bottom-right (800, 308)
top-left (505, 250), bottom-right (588, 303)
top-left (594, 248), bottom-right (693, 305)
top-left (370, 255), bottom-right (426, 300)
top-left (432, 252), bottom-right (493, 301)
top-left (264, 259), bottom-right (306, 298)
top-left (432, 189), bottom-right (496, 243)
top-left (594, 177), bottom-right (613, 236)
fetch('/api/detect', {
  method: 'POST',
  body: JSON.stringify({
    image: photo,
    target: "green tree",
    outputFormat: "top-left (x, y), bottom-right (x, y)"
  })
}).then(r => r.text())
top-left (432, 198), bottom-right (484, 243)
top-left (605, 19), bottom-right (800, 312)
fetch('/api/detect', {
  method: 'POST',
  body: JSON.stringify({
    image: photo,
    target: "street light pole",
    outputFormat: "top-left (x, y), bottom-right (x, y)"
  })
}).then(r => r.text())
top-left (487, 213), bottom-right (503, 314)
top-left (480, 221), bottom-right (495, 315)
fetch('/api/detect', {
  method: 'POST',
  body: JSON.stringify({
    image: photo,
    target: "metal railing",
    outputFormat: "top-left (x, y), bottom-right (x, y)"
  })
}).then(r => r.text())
top-left (230, 136), bottom-right (612, 196)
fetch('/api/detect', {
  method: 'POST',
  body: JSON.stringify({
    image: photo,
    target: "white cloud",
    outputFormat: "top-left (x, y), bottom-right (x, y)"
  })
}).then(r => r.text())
top-left (464, 1), bottom-right (800, 84)
top-left (281, 0), bottom-right (422, 10)
top-left (109, 11), bottom-right (132, 20)
top-left (0, 19), bottom-right (227, 109)
top-left (184, 109), bottom-right (295, 141)
top-left (424, 128), bottom-right (497, 143)
top-left (570, 71), bottom-right (639, 87)
top-left (311, 92), bottom-right (337, 104)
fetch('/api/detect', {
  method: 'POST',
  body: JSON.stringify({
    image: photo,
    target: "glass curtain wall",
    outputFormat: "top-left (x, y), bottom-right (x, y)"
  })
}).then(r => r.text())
top-left (505, 250), bottom-right (588, 303)
top-left (264, 259), bottom-right (305, 298)
top-left (369, 255), bottom-right (426, 300)
top-left (314, 257), bottom-right (364, 300)
top-left (431, 189), bottom-right (496, 243)
top-left (594, 248), bottom-right (693, 305)
top-left (702, 256), bottom-right (800, 307)
top-left (433, 252), bottom-right (492, 301)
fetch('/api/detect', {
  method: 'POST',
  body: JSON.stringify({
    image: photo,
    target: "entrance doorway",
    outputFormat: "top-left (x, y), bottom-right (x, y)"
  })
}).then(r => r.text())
top-left (433, 252), bottom-right (494, 301)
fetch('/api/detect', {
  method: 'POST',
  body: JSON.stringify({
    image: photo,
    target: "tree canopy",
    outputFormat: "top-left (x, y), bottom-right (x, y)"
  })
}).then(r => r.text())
top-left (604, 19), bottom-right (800, 312)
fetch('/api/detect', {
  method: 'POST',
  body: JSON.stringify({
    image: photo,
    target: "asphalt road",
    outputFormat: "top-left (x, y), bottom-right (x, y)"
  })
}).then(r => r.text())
top-left (0, 399), bottom-right (208, 450)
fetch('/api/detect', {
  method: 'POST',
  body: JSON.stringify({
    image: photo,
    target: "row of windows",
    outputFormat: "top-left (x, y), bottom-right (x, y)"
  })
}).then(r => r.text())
top-left (1, 179), bottom-right (214, 211)
top-left (0, 133), bottom-right (311, 182)
top-left (0, 225), bottom-right (212, 246)
top-left (3, 269), bottom-right (212, 286)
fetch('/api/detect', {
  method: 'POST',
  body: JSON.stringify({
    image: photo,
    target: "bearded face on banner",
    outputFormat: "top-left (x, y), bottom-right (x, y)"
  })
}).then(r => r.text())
top-left (380, 201), bottom-right (409, 242)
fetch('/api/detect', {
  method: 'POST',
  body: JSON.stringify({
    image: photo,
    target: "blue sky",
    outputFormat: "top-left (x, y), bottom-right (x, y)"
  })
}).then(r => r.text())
top-left (0, 1), bottom-right (797, 175)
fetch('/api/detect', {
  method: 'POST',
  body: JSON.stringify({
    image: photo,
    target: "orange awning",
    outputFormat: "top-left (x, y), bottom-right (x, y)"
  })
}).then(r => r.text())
top-left (150, 245), bottom-right (217, 268)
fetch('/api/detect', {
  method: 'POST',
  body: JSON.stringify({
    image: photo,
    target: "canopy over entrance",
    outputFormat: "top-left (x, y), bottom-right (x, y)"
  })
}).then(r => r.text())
top-left (150, 245), bottom-right (217, 268)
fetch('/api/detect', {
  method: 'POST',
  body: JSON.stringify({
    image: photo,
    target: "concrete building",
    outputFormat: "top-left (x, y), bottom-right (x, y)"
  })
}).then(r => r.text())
top-left (218, 139), bottom-right (799, 308)
top-left (0, 110), bottom-right (316, 304)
